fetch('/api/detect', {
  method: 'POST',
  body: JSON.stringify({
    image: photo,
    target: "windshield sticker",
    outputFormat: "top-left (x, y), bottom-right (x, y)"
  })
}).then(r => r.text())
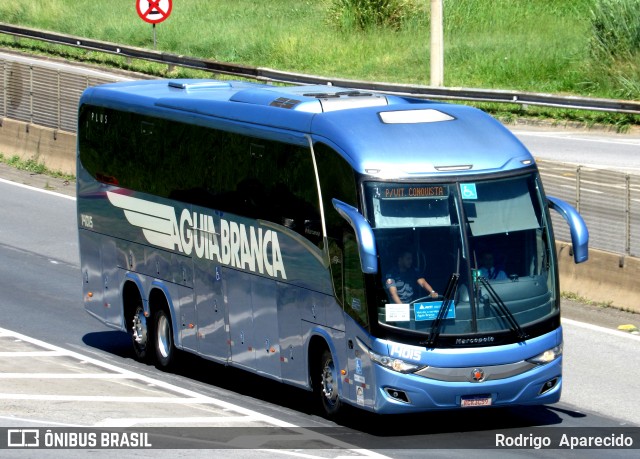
top-left (461, 183), bottom-right (478, 200)
top-left (385, 304), bottom-right (410, 322)
top-left (378, 185), bottom-right (448, 199)
top-left (414, 302), bottom-right (456, 321)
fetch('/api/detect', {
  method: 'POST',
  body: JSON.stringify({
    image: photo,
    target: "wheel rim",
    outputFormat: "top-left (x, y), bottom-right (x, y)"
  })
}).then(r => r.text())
top-left (157, 313), bottom-right (171, 360)
top-left (321, 356), bottom-right (339, 408)
top-left (131, 308), bottom-right (148, 348)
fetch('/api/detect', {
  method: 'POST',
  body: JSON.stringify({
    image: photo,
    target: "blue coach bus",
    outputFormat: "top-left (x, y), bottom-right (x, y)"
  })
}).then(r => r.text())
top-left (77, 79), bottom-right (588, 417)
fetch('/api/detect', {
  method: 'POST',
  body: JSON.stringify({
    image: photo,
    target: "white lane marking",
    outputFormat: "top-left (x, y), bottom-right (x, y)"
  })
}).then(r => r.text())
top-left (95, 416), bottom-right (260, 427)
top-left (0, 394), bottom-right (221, 403)
top-left (514, 130), bottom-right (640, 146)
top-left (0, 415), bottom-right (84, 427)
top-left (0, 351), bottom-right (69, 357)
top-left (0, 327), bottom-right (390, 457)
top-left (0, 326), bottom-right (292, 426)
top-left (562, 318), bottom-right (640, 342)
top-left (0, 177), bottom-right (76, 201)
top-left (0, 373), bottom-right (132, 379)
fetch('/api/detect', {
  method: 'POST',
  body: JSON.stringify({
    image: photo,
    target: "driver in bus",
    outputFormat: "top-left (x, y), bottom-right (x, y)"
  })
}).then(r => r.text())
top-left (385, 250), bottom-right (439, 304)
top-left (477, 250), bottom-right (508, 281)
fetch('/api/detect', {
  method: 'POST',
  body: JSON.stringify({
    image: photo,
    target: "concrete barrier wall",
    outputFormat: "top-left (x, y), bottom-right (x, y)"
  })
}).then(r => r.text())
top-left (2, 121), bottom-right (638, 313)
top-left (557, 242), bottom-right (640, 313)
top-left (0, 119), bottom-right (76, 175)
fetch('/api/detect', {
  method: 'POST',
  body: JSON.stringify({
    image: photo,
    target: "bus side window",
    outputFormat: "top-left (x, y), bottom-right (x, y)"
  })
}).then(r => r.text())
top-left (343, 232), bottom-right (368, 327)
top-left (328, 239), bottom-right (344, 305)
top-left (315, 143), bottom-right (368, 327)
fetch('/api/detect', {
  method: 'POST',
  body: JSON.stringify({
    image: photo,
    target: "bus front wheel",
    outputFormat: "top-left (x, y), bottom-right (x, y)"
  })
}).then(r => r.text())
top-left (154, 309), bottom-right (176, 369)
top-left (316, 349), bottom-right (342, 418)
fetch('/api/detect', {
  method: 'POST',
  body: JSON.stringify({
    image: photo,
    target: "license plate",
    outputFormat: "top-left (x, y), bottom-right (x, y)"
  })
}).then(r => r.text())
top-left (461, 395), bottom-right (492, 407)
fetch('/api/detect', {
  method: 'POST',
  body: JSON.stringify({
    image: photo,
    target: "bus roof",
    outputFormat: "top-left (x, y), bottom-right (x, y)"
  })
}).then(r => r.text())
top-left (80, 79), bottom-right (534, 177)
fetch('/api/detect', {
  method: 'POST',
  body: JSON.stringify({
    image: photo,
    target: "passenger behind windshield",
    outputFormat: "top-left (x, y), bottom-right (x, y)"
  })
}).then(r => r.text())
top-left (385, 250), bottom-right (438, 304)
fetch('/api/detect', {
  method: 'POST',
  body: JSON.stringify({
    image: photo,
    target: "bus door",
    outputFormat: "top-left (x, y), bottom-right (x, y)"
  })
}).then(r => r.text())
top-left (194, 259), bottom-right (229, 361)
top-left (225, 268), bottom-right (281, 378)
top-left (251, 275), bottom-right (280, 377)
top-left (79, 226), bottom-right (126, 329)
top-left (101, 238), bottom-right (123, 328)
top-left (80, 231), bottom-right (108, 323)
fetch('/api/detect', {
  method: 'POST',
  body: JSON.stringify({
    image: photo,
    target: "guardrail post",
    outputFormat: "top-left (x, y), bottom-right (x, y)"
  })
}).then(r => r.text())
top-left (2, 59), bottom-right (6, 118)
top-left (626, 174), bottom-right (631, 255)
top-left (56, 70), bottom-right (61, 131)
top-left (576, 165), bottom-right (581, 213)
top-left (28, 64), bottom-right (33, 129)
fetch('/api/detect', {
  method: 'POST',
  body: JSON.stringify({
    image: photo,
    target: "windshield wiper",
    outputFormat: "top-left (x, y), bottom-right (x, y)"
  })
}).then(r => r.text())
top-left (425, 273), bottom-right (459, 347)
top-left (477, 277), bottom-right (528, 341)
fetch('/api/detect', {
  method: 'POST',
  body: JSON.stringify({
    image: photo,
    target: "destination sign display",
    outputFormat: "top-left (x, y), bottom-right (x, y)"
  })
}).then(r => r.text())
top-left (380, 185), bottom-right (448, 199)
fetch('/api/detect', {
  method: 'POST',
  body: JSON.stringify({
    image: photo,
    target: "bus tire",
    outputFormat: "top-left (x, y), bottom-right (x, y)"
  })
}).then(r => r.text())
top-left (130, 305), bottom-right (150, 362)
top-left (153, 309), bottom-right (176, 369)
top-left (316, 348), bottom-right (342, 418)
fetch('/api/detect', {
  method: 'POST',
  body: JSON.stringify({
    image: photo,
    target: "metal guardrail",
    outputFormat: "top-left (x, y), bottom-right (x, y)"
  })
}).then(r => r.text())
top-left (0, 51), bottom-right (131, 133)
top-left (1, 22), bottom-right (640, 115)
top-left (537, 160), bottom-right (640, 258)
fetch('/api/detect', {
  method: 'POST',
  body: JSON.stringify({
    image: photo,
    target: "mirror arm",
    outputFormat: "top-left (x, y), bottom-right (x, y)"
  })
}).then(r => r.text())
top-left (547, 196), bottom-right (589, 263)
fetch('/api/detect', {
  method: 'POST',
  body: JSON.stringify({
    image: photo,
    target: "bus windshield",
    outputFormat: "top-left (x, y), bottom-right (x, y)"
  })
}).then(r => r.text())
top-left (364, 173), bottom-right (557, 345)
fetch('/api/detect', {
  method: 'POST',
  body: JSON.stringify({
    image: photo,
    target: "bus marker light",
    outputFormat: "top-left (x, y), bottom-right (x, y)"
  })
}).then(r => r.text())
top-left (341, 369), bottom-right (347, 376)
top-left (87, 292), bottom-right (93, 298)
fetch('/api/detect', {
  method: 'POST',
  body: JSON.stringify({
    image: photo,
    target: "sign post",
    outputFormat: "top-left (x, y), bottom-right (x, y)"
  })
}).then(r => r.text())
top-left (136, 0), bottom-right (173, 49)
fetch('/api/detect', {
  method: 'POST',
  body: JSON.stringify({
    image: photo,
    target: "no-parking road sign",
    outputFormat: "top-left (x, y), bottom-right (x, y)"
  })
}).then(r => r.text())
top-left (136, 0), bottom-right (173, 24)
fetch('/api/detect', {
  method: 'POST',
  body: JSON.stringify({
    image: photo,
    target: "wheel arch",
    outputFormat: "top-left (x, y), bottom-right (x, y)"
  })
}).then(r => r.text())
top-left (122, 274), bottom-right (146, 330)
top-left (307, 328), bottom-right (342, 393)
top-left (149, 280), bottom-right (180, 349)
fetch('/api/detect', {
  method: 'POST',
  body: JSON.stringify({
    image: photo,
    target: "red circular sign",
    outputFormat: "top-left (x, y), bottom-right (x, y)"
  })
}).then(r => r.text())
top-left (136, 0), bottom-right (173, 24)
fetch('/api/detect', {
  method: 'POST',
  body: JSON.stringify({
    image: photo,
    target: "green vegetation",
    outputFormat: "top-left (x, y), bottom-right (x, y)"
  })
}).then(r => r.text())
top-left (0, 153), bottom-right (75, 181)
top-left (326, 0), bottom-right (426, 31)
top-left (0, 0), bottom-right (637, 128)
top-left (588, 0), bottom-right (640, 100)
top-left (562, 291), bottom-right (614, 309)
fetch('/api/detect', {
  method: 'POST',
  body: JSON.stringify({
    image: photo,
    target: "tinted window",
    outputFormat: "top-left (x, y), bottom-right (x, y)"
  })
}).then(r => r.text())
top-left (79, 105), bottom-right (320, 243)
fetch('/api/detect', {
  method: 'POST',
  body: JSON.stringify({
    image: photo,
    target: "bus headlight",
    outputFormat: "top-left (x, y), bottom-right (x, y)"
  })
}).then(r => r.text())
top-left (357, 338), bottom-right (425, 374)
top-left (526, 344), bottom-right (563, 365)
top-left (369, 351), bottom-right (425, 373)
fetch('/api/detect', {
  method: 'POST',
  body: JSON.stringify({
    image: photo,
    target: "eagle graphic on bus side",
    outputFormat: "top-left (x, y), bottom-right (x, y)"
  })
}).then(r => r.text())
top-left (106, 191), bottom-right (288, 280)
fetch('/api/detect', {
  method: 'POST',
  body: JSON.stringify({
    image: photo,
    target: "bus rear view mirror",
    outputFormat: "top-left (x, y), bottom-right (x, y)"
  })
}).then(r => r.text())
top-left (547, 196), bottom-right (589, 264)
top-left (332, 199), bottom-right (378, 274)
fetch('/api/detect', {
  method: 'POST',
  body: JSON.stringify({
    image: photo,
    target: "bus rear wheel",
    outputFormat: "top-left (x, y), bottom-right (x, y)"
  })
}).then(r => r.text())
top-left (316, 349), bottom-right (342, 418)
top-left (154, 309), bottom-right (176, 369)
